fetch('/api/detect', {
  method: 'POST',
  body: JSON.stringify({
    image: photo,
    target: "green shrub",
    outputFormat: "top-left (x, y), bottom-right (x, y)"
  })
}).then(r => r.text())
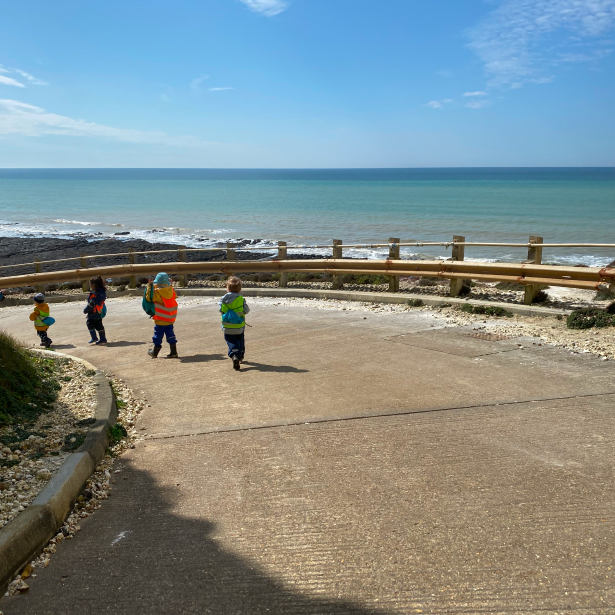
top-left (343, 274), bottom-right (389, 285)
top-left (408, 298), bottom-right (424, 307)
top-left (567, 308), bottom-right (615, 330)
top-left (595, 289), bottom-right (615, 302)
top-left (458, 303), bottom-right (513, 317)
top-left (0, 330), bottom-right (61, 426)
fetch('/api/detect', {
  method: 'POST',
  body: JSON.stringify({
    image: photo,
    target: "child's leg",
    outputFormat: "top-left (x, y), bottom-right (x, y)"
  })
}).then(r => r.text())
top-left (152, 325), bottom-right (164, 348)
top-left (38, 328), bottom-right (52, 348)
top-left (96, 320), bottom-right (107, 344)
top-left (164, 325), bottom-right (178, 358)
top-left (224, 333), bottom-right (243, 359)
top-left (165, 325), bottom-right (177, 345)
top-left (236, 332), bottom-right (245, 361)
top-left (87, 318), bottom-right (98, 343)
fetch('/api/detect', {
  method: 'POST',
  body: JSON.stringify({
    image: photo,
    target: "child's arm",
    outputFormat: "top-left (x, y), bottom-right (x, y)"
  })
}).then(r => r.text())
top-left (29, 308), bottom-right (39, 321)
top-left (243, 300), bottom-right (250, 315)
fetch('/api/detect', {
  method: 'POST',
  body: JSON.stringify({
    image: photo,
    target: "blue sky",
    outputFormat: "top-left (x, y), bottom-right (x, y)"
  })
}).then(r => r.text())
top-left (1, 0), bottom-right (614, 167)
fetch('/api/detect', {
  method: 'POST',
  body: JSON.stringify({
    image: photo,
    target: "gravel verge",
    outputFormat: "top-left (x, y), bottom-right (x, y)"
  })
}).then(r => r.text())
top-left (2, 377), bottom-right (146, 597)
top-left (0, 352), bottom-right (121, 595)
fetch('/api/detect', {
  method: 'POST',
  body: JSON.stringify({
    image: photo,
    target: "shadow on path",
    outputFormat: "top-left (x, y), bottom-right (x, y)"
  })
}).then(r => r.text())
top-left (2, 462), bottom-right (389, 615)
top-left (50, 344), bottom-right (76, 350)
top-left (105, 341), bottom-right (148, 348)
top-left (179, 353), bottom-right (228, 363)
top-left (241, 361), bottom-right (309, 373)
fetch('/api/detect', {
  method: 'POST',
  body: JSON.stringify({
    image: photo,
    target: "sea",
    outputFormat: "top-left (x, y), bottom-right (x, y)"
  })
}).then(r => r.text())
top-left (0, 168), bottom-right (614, 266)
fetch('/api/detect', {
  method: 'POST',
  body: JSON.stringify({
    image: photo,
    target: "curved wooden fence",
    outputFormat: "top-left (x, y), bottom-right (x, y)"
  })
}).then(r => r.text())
top-left (1, 236), bottom-right (614, 304)
top-left (1, 258), bottom-right (614, 304)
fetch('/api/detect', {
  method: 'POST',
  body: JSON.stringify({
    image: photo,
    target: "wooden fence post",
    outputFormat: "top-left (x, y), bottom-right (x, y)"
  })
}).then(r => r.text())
top-left (388, 237), bottom-right (400, 293)
top-left (278, 241), bottom-right (288, 288)
top-left (226, 243), bottom-right (236, 278)
top-left (128, 249), bottom-right (137, 289)
top-left (449, 235), bottom-right (466, 297)
top-left (332, 239), bottom-right (343, 290)
top-left (80, 254), bottom-right (90, 292)
top-left (524, 235), bottom-right (544, 305)
top-left (178, 246), bottom-right (187, 288)
top-left (34, 260), bottom-right (45, 294)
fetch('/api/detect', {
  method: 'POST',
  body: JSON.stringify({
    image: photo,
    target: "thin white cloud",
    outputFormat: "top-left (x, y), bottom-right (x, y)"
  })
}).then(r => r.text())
top-left (209, 87), bottom-right (234, 91)
top-left (12, 68), bottom-right (48, 86)
top-left (239, 0), bottom-right (289, 17)
top-left (463, 91), bottom-right (487, 97)
top-left (0, 65), bottom-right (47, 87)
top-left (427, 99), bottom-right (454, 109)
top-left (189, 74), bottom-right (209, 91)
top-left (467, 0), bottom-right (615, 87)
top-left (0, 99), bottom-right (220, 149)
top-left (466, 99), bottom-right (491, 109)
top-left (436, 70), bottom-right (452, 77)
top-left (0, 74), bottom-right (25, 88)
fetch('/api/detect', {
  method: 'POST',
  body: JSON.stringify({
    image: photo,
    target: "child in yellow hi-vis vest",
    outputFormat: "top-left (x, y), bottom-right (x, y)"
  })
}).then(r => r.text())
top-left (219, 276), bottom-right (250, 371)
top-left (29, 293), bottom-right (54, 348)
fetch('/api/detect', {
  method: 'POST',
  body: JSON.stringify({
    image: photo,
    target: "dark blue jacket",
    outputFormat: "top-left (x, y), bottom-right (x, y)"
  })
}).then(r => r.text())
top-left (84, 289), bottom-right (106, 318)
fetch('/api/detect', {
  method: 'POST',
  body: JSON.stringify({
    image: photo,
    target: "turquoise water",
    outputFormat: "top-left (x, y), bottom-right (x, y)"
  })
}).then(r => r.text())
top-left (0, 168), bottom-right (614, 265)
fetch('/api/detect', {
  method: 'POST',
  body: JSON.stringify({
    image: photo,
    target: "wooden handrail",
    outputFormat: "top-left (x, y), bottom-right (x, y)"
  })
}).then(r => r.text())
top-left (1, 240), bottom-right (614, 272)
top-left (1, 259), bottom-right (613, 292)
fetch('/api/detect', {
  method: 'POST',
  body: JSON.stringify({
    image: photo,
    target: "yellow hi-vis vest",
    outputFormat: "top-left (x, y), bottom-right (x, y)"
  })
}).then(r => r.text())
top-left (220, 296), bottom-right (245, 329)
top-left (34, 307), bottom-right (50, 329)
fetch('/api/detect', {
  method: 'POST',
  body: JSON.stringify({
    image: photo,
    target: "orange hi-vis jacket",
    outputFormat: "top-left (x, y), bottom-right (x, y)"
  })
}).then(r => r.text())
top-left (146, 284), bottom-right (178, 326)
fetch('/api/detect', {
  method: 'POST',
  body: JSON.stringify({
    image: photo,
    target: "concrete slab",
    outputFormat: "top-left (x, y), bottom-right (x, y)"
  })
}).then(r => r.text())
top-left (4, 395), bottom-right (615, 614)
top-left (1, 298), bottom-right (612, 440)
top-left (1, 297), bottom-right (614, 614)
top-left (386, 327), bottom-right (524, 357)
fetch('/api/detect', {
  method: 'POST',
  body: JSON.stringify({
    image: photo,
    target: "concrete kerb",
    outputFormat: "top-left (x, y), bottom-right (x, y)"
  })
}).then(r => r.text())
top-left (0, 351), bottom-right (117, 594)
top-left (0, 287), bottom-right (570, 318)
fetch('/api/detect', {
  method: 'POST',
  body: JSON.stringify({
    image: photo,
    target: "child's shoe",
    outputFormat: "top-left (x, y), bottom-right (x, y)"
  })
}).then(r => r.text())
top-left (95, 329), bottom-right (107, 345)
top-left (44, 339), bottom-right (53, 348)
top-left (148, 345), bottom-right (162, 358)
top-left (88, 329), bottom-right (98, 344)
top-left (232, 355), bottom-right (240, 371)
top-left (167, 344), bottom-right (179, 358)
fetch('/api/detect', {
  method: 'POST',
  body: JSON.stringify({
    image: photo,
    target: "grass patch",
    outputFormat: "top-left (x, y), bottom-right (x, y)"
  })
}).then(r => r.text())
top-left (108, 422), bottom-right (128, 444)
top-left (567, 308), bottom-right (615, 330)
top-left (0, 329), bottom-right (61, 427)
top-left (459, 303), bottom-right (513, 317)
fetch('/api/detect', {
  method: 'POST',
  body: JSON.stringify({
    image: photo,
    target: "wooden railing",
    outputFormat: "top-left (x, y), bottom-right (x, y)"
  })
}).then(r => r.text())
top-left (1, 236), bottom-right (614, 304)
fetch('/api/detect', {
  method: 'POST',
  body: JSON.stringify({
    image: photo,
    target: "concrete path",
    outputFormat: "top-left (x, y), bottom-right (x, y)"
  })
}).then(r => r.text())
top-left (1, 296), bottom-right (614, 614)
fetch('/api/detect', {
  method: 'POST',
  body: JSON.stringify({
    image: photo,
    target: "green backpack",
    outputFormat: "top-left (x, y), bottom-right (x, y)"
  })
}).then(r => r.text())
top-left (142, 286), bottom-right (156, 317)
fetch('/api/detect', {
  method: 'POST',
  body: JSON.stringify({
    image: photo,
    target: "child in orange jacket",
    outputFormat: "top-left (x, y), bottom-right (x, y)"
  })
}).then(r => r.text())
top-left (145, 272), bottom-right (178, 358)
top-left (29, 293), bottom-right (53, 348)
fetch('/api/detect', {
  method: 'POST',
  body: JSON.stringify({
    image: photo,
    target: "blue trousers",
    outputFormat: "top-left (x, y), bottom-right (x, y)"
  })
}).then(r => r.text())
top-left (153, 324), bottom-right (177, 347)
top-left (224, 332), bottom-right (245, 360)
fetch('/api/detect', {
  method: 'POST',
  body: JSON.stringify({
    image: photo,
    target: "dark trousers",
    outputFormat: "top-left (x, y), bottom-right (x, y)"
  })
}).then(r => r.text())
top-left (153, 324), bottom-right (177, 347)
top-left (224, 332), bottom-right (245, 360)
top-left (37, 330), bottom-right (51, 344)
top-left (87, 317), bottom-right (104, 332)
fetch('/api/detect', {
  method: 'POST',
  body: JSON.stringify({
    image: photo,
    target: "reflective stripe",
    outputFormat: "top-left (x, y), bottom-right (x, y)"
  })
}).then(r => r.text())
top-left (154, 293), bottom-right (178, 323)
top-left (34, 308), bottom-right (50, 328)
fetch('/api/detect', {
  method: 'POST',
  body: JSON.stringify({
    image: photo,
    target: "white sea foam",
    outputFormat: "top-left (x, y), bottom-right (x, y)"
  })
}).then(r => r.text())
top-left (53, 219), bottom-right (103, 226)
top-left (0, 220), bottom-right (613, 266)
